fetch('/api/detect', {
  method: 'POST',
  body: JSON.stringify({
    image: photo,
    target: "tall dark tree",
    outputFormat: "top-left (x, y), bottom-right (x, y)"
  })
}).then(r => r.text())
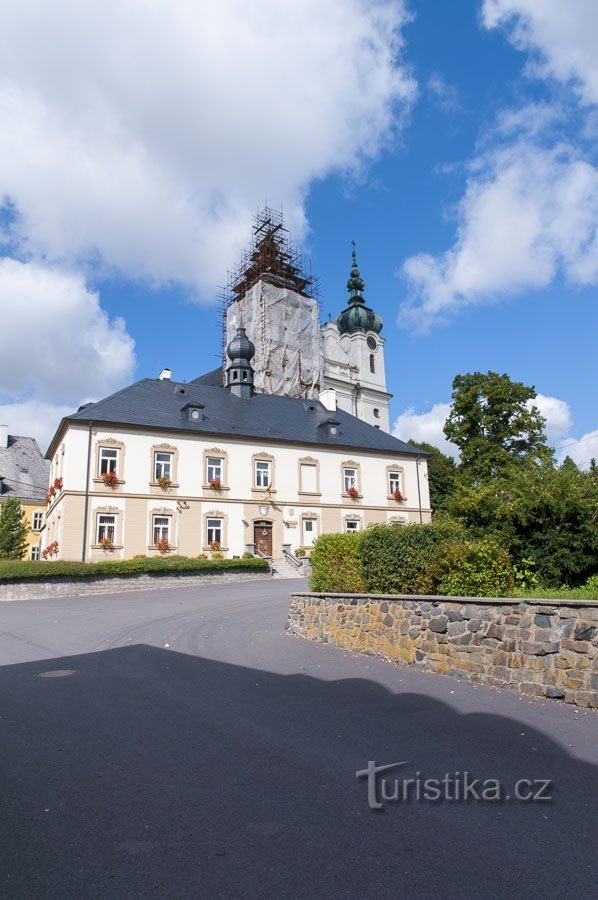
top-left (0, 496), bottom-right (29, 560)
top-left (406, 440), bottom-right (458, 511)
top-left (444, 371), bottom-right (551, 482)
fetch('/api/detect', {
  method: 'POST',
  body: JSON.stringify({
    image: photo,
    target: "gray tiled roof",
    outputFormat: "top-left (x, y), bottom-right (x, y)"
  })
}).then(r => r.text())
top-left (0, 435), bottom-right (50, 502)
top-left (50, 379), bottom-right (424, 458)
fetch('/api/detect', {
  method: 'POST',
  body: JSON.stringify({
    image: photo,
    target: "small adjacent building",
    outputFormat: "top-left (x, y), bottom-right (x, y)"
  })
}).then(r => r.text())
top-left (0, 426), bottom-right (49, 559)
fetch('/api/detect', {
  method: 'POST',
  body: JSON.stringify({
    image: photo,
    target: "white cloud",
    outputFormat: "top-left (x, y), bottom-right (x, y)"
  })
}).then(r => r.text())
top-left (529, 393), bottom-right (572, 445)
top-left (0, 259), bottom-right (135, 448)
top-left (0, 0), bottom-right (415, 295)
top-left (400, 140), bottom-right (598, 330)
top-left (558, 430), bottom-right (598, 469)
top-left (393, 402), bottom-right (458, 457)
top-left (427, 74), bottom-right (461, 113)
top-left (482, 0), bottom-right (598, 104)
top-left (0, 400), bottom-right (74, 455)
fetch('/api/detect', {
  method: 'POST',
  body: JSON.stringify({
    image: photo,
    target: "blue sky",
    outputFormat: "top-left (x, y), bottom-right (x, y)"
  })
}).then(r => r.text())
top-left (0, 1), bottom-right (596, 463)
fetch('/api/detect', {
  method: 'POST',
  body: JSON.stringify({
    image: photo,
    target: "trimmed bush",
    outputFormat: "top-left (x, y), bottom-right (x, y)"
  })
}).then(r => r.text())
top-left (430, 539), bottom-right (515, 597)
top-left (310, 533), bottom-right (366, 593)
top-left (0, 556), bottom-right (268, 582)
top-left (360, 523), bottom-right (464, 595)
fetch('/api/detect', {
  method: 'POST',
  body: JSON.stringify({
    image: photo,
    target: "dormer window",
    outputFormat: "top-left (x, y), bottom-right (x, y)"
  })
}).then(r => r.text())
top-left (319, 417), bottom-right (340, 438)
top-left (182, 402), bottom-right (204, 423)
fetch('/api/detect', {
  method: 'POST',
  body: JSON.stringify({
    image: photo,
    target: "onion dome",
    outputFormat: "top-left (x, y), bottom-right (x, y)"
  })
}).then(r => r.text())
top-left (336, 247), bottom-right (383, 335)
top-left (226, 326), bottom-right (255, 362)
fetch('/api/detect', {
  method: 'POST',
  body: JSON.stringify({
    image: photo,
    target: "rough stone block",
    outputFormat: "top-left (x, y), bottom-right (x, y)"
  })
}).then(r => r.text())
top-left (429, 615), bottom-right (449, 634)
top-left (545, 686), bottom-right (566, 699)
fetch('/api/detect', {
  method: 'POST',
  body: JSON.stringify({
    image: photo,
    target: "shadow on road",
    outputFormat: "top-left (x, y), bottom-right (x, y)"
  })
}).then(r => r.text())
top-left (0, 644), bottom-right (596, 898)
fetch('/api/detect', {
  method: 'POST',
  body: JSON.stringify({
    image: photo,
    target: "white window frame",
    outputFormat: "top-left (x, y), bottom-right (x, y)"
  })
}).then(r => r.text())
top-left (152, 515), bottom-right (170, 545)
top-left (255, 459), bottom-right (271, 488)
top-left (97, 514), bottom-right (116, 544)
top-left (345, 519), bottom-right (361, 533)
top-left (343, 467), bottom-right (357, 492)
top-left (154, 451), bottom-right (172, 481)
top-left (388, 471), bottom-right (401, 495)
top-left (99, 447), bottom-right (118, 476)
top-left (206, 517), bottom-right (223, 546)
top-left (31, 511), bottom-right (44, 531)
top-left (206, 456), bottom-right (223, 483)
top-left (29, 545), bottom-right (40, 560)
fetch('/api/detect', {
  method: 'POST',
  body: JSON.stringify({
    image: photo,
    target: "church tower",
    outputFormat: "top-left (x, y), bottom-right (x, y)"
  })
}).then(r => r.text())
top-left (321, 248), bottom-right (391, 432)
top-left (223, 208), bottom-right (321, 399)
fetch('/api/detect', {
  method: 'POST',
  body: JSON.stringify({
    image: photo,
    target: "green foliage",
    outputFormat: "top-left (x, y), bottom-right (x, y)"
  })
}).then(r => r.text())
top-left (0, 496), bottom-right (29, 560)
top-left (430, 539), bottom-right (515, 597)
top-left (444, 371), bottom-right (552, 482)
top-left (360, 522), bottom-right (464, 595)
top-left (516, 575), bottom-right (598, 601)
top-left (405, 440), bottom-right (459, 511)
top-left (0, 555), bottom-right (269, 581)
top-left (310, 533), bottom-right (366, 593)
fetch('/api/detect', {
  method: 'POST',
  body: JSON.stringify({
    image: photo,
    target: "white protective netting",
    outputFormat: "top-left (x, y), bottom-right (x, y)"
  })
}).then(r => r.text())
top-left (225, 281), bottom-right (322, 399)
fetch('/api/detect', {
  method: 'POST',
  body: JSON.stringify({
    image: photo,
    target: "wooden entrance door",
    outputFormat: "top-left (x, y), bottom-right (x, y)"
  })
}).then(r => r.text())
top-left (254, 522), bottom-right (273, 556)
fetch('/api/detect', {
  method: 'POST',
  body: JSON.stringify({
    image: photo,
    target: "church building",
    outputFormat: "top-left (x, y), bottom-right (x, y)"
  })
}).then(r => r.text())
top-left (43, 210), bottom-right (430, 564)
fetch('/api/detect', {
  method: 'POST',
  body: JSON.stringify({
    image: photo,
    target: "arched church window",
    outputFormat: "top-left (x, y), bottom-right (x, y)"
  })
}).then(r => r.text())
top-left (369, 354), bottom-right (375, 374)
top-left (373, 408), bottom-right (380, 418)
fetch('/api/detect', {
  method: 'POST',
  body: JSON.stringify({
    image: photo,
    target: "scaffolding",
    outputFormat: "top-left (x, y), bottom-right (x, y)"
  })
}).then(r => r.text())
top-left (219, 207), bottom-right (322, 398)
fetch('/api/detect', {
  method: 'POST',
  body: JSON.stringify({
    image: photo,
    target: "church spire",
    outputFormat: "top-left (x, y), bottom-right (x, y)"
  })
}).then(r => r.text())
top-left (346, 242), bottom-right (366, 305)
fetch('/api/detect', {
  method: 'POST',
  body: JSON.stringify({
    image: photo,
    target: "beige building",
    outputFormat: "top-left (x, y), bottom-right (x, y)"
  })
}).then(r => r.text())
top-left (44, 329), bottom-right (430, 563)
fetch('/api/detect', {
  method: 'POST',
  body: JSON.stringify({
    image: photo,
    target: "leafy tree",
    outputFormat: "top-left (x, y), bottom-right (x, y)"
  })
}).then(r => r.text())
top-left (405, 440), bottom-right (459, 511)
top-left (0, 496), bottom-right (29, 560)
top-left (444, 371), bottom-right (551, 482)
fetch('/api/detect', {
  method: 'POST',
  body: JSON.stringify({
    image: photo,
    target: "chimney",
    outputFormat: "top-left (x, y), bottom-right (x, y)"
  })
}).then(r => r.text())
top-left (319, 389), bottom-right (337, 413)
top-left (158, 368), bottom-right (172, 381)
top-left (0, 424), bottom-right (8, 449)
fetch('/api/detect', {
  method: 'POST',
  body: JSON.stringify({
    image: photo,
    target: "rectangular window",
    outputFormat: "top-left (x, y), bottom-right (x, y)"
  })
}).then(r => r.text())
top-left (154, 451), bottom-right (172, 481)
top-left (302, 518), bottom-right (316, 546)
top-left (152, 515), bottom-right (170, 545)
top-left (300, 463), bottom-right (317, 493)
top-left (206, 456), bottom-right (223, 483)
top-left (388, 472), bottom-right (401, 495)
top-left (345, 519), bottom-right (361, 533)
top-left (343, 467), bottom-right (357, 492)
top-left (97, 514), bottom-right (116, 543)
top-left (99, 447), bottom-right (118, 476)
top-left (207, 517), bottom-right (223, 546)
top-left (30, 545), bottom-right (40, 560)
top-left (255, 460), bottom-right (271, 488)
top-left (32, 511), bottom-right (44, 531)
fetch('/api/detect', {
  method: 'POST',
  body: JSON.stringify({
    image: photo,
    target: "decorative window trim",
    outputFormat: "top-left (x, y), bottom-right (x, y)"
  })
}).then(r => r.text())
top-left (388, 515), bottom-right (408, 526)
top-left (341, 459), bottom-right (361, 498)
top-left (149, 443), bottom-right (179, 489)
top-left (297, 455), bottom-right (321, 496)
top-left (93, 438), bottom-right (126, 487)
top-left (252, 451), bottom-right (276, 494)
top-left (202, 509), bottom-right (228, 552)
top-left (386, 465), bottom-right (407, 501)
top-left (202, 446), bottom-right (230, 493)
top-left (91, 505), bottom-right (124, 549)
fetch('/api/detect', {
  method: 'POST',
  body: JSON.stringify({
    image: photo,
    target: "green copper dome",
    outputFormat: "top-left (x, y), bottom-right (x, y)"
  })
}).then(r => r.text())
top-left (336, 248), bottom-right (383, 335)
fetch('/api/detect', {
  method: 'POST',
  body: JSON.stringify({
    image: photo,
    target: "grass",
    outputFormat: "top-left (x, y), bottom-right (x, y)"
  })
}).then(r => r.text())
top-left (0, 556), bottom-right (269, 582)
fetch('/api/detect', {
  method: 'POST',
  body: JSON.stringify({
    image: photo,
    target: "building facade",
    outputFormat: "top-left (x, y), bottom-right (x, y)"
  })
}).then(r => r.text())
top-left (0, 426), bottom-right (49, 559)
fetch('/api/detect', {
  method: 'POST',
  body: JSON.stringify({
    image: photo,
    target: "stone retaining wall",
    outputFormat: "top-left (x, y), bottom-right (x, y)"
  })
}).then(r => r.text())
top-left (288, 593), bottom-right (598, 708)
top-left (0, 570), bottom-right (271, 602)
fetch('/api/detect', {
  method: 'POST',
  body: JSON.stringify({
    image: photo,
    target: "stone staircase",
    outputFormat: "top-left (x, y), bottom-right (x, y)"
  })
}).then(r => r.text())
top-left (269, 556), bottom-right (306, 579)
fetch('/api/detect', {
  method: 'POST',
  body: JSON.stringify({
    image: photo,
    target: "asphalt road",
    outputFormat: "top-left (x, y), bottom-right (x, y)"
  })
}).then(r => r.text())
top-left (0, 578), bottom-right (596, 899)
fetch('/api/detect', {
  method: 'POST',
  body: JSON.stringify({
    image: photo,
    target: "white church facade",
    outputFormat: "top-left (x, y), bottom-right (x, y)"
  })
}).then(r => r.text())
top-left (43, 211), bottom-right (430, 563)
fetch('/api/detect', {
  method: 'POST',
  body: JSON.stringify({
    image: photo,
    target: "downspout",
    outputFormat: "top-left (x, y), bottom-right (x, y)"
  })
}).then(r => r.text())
top-left (81, 422), bottom-right (93, 562)
top-left (416, 454), bottom-right (423, 524)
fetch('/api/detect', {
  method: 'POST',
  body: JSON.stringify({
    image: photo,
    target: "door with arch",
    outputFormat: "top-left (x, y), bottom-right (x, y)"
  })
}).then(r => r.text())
top-left (254, 520), bottom-right (273, 557)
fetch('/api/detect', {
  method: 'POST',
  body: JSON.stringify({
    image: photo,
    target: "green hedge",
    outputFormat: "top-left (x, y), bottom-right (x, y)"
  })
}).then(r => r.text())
top-left (0, 556), bottom-right (269, 582)
top-left (430, 539), bottom-right (515, 597)
top-left (360, 523), bottom-right (464, 595)
top-left (310, 533), bottom-right (366, 593)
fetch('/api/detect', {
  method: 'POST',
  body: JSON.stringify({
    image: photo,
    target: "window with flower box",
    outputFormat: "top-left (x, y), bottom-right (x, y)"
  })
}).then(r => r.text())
top-left (97, 514), bottom-right (116, 544)
top-left (154, 451), bottom-right (172, 481)
top-left (152, 515), bottom-right (171, 545)
top-left (206, 457), bottom-right (222, 483)
top-left (388, 472), bottom-right (401, 495)
top-left (343, 467), bottom-right (357, 492)
top-left (206, 517), bottom-right (223, 546)
top-left (99, 447), bottom-right (118, 476)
